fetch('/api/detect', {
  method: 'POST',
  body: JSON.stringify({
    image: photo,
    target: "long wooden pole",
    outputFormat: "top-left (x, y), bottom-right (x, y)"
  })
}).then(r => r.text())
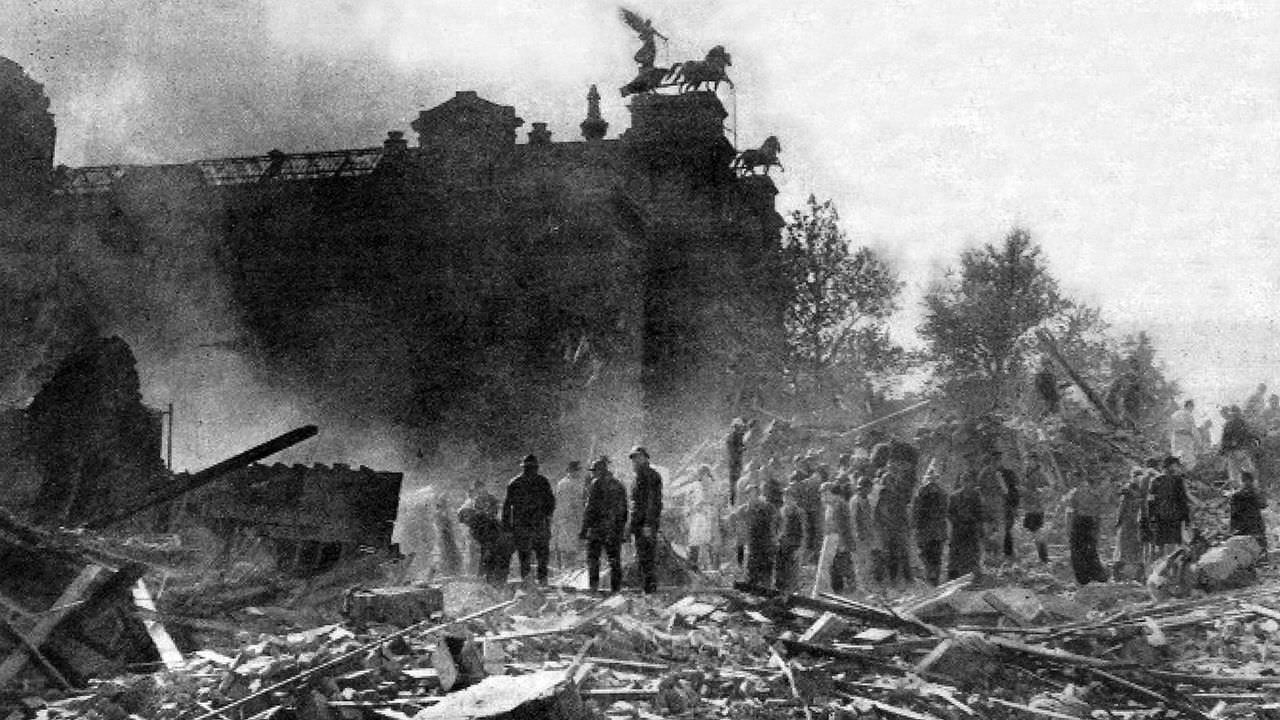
top-left (1035, 330), bottom-right (1122, 428)
top-left (186, 599), bottom-right (517, 720)
top-left (837, 399), bottom-right (933, 438)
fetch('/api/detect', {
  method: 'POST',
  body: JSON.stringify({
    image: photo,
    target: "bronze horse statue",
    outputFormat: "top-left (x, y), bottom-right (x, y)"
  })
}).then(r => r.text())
top-left (732, 136), bottom-right (782, 175)
top-left (670, 45), bottom-right (733, 93)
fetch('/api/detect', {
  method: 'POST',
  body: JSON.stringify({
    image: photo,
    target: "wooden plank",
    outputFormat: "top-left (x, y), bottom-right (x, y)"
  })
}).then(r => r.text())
top-left (0, 614), bottom-right (73, 690)
top-left (132, 580), bottom-right (184, 669)
top-left (0, 564), bottom-right (105, 686)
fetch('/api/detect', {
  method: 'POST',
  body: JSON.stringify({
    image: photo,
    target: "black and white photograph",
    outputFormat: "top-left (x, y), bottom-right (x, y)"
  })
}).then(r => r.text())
top-left (1, 1), bottom-right (1279, 717)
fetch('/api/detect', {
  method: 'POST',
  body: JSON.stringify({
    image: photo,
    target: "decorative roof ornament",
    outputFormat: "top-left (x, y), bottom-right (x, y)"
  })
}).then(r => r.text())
top-left (580, 85), bottom-right (609, 141)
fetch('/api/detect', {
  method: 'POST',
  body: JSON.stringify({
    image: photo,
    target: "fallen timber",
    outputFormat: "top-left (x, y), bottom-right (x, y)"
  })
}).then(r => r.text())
top-left (85, 424), bottom-right (319, 529)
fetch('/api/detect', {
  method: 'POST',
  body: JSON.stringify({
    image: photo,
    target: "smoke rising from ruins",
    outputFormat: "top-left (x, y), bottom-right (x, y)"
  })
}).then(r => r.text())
top-left (7, 0), bottom-right (1280, 443)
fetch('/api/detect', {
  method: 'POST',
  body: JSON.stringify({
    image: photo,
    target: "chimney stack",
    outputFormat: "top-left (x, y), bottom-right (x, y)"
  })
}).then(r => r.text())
top-left (528, 122), bottom-right (552, 145)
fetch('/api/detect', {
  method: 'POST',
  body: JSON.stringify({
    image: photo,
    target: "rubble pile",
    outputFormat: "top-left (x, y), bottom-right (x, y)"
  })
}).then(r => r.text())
top-left (7, 563), bottom-right (1280, 719)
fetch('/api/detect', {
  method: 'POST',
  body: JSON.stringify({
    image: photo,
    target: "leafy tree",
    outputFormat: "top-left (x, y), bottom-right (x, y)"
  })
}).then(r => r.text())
top-left (920, 227), bottom-right (1067, 412)
top-left (780, 196), bottom-right (903, 405)
top-left (1105, 331), bottom-right (1180, 433)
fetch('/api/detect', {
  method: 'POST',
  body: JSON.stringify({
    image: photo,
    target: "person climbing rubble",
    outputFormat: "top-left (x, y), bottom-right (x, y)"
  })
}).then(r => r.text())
top-left (459, 478), bottom-right (501, 578)
top-left (457, 492), bottom-right (513, 587)
top-left (1229, 471), bottom-right (1268, 557)
top-left (580, 455), bottom-right (628, 593)
top-left (1220, 405), bottom-right (1260, 486)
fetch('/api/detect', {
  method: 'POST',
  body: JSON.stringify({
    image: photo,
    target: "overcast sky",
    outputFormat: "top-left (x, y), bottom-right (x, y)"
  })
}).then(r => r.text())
top-left (6, 0), bottom-right (1280, 417)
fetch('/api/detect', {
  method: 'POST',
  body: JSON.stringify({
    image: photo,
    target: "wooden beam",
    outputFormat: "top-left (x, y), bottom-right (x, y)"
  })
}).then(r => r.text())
top-left (0, 613), bottom-right (73, 690)
top-left (0, 564), bottom-right (105, 686)
top-left (1035, 330), bottom-right (1122, 428)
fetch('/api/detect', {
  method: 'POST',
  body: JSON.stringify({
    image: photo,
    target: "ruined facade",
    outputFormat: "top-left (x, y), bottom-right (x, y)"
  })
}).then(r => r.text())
top-left (0, 58), bottom-right (56, 204)
top-left (7, 55), bottom-right (787, 460)
top-left (182, 462), bottom-right (403, 573)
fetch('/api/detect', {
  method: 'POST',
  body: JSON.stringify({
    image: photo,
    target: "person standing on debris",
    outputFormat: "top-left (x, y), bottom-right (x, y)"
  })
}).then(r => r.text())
top-left (790, 455), bottom-right (823, 564)
top-left (1229, 471), bottom-right (1268, 555)
top-left (580, 456), bottom-right (628, 593)
top-left (554, 461), bottom-right (587, 569)
top-left (1169, 400), bottom-right (1198, 468)
top-left (727, 418), bottom-right (752, 505)
top-left (1149, 456), bottom-right (1193, 557)
top-left (1220, 405), bottom-right (1260, 486)
top-left (460, 478), bottom-right (500, 576)
top-left (812, 482), bottom-right (853, 596)
top-left (501, 455), bottom-right (556, 586)
top-left (685, 465), bottom-right (720, 571)
top-left (1113, 469), bottom-right (1147, 581)
top-left (1066, 469), bottom-right (1109, 585)
top-left (912, 461), bottom-right (949, 586)
top-left (874, 445), bottom-right (917, 586)
top-left (976, 457), bottom-right (1008, 561)
top-left (996, 452), bottom-right (1020, 559)
top-left (1033, 357), bottom-right (1061, 416)
top-left (946, 470), bottom-right (986, 580)
top-left (628, 446), bottom-right (664, 594)
top-left (850, 474), bottom-right (881, 589)
top-left (774, 483), bottom-right (806, 592)
top-left (1022, 457), bottom-right (1050, 564)
top-left (738, 481), bottom-right (780, 588)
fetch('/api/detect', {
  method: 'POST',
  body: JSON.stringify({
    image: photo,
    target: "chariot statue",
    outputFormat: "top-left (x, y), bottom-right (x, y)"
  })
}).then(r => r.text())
top-left (732, 136), bottom-right (783, 176)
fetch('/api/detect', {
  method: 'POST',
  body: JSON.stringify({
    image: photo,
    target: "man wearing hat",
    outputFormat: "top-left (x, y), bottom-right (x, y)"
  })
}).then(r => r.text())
top-left (554, 461), bottom-right (587, 569)
top-left (912, 460), bottom-right (949, 586)
top-left (580, 456), bottom-right (628, 593)
top-left (501, 454), bottom-right (556, 585)
top-left (628, 446), bottom-right (664, 594)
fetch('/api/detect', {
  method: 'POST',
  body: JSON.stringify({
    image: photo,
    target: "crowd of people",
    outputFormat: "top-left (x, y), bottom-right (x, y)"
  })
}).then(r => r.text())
top-left (434, 393), bottom-right (1278, 598)
top-left (455, 447), bottom-right (664, 594)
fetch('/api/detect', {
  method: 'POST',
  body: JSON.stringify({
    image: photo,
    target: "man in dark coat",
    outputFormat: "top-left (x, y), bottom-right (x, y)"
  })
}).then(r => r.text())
top-left (1149, 456), bottom-right (1192, 556)
top-left (996, 453), bottom-right (1021, 558)
top-left (1067, 471), bottom-right (1110, 585)
top-left (912, 461), bottom-right (949, 585)
top-left (733, 482), bottom-right (780, 588)
top-left (774, 483), bottom-right (806, 592)
top-left (628, 446), bottom-right (663, 594)
top-left (501, 454), bottom-right (556, 586)
top-left (875, 450), bottom-right (917, 585)
top-left (947, 471), bottom-right (986, 580)
top-left (580, 455), bottom-right (628, 593)
top-left (789, 455), bottom-right (822, 563)
top-left (1230, 471), bottom-right (1268, 554)
top-left (1220, 405), bottom-right (1260, 486)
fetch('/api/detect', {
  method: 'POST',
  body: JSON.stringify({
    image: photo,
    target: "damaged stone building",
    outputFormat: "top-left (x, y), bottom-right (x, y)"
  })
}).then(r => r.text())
top-left (3, 56), bottom-right (786, 495)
